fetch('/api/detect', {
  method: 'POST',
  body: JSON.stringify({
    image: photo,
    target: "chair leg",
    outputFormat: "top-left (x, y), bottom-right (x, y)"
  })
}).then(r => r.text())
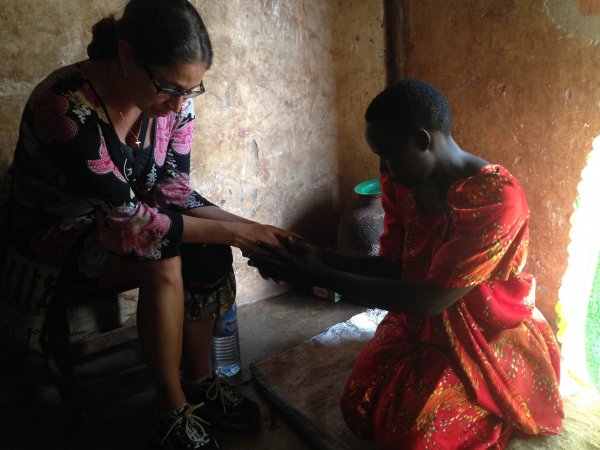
top-left (45, 299), bottom-right (85, 422)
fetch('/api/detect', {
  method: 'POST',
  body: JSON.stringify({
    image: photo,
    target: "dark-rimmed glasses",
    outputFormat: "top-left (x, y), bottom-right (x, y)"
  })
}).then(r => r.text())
top-left (144, 65), bottom-right (205, 99)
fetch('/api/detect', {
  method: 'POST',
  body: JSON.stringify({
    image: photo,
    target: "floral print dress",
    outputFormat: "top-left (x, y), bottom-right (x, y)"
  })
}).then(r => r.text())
top-left (340, 166), bottom-right (563, 449)
top-left (0, 62), bottom-right (213, 352)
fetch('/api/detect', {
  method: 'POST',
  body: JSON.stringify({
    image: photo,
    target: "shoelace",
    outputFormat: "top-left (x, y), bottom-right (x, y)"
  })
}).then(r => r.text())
top-left (205, 375), bottom-right (243, 414)
top-left (160, 403), bottom-right (213, 448)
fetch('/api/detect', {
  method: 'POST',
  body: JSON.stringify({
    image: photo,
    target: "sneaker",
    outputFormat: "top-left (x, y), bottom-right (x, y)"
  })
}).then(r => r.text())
top-left (152, 403), bottom-right (220, 450)
top-left (183, 374), bottom-right (261, 430)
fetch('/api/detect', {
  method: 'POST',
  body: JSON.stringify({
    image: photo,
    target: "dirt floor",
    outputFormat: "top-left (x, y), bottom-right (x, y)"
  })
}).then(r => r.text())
top-left (0, 291), bottom-right (365, 450)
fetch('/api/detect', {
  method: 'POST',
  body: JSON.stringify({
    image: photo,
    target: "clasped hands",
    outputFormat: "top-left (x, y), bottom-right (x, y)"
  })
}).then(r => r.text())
top-left (246, 234), bottom-right (326, 287)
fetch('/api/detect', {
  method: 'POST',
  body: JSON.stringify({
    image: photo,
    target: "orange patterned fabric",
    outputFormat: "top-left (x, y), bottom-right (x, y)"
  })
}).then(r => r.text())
top-left (340, 165), bottom-right (563, 449)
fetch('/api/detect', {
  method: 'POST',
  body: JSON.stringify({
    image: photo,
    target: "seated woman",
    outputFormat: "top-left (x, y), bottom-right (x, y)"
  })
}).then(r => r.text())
top-left (249, 79), bottom-right (563, 449)
top-left (0, 1), bottom-right (288, 449)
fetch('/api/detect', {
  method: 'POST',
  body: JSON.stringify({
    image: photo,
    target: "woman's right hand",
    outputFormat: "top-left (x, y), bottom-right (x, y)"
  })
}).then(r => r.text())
top-left (247, 236), bottom-right (328, 286)
top-left (228, 222), bottom-right (292, 255)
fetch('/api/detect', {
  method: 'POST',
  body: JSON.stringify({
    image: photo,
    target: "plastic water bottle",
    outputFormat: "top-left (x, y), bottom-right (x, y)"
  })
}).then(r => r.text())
top-left (211, 302), bottom-right (241, 377)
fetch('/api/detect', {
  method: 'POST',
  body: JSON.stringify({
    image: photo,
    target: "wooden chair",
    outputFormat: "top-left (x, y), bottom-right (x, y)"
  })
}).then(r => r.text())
top-left (0, 192), bottom-right (151, 418)
top-left (42, 282), bottom-right (151, 419)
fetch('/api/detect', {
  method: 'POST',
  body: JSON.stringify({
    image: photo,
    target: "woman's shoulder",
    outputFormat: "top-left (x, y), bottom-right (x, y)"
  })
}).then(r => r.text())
top-left (448, 164), bottom-right (527, 211)
top-left (462, 164), bottom-right (522, 190)
top-left (28, 62), bottom-right (108, 125)
top-left (29, 63), bottom-right (86, 102)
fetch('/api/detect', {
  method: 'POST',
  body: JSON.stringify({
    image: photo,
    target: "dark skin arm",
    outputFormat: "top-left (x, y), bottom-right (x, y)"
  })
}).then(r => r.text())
top-left (315, 247), bottom-right (403, 279)
top-left (248, 236), bottom-right (475, 315)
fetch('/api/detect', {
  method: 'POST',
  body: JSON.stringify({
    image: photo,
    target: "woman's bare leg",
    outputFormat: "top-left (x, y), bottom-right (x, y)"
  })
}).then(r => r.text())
top-left (136, 257), bottom-right (187, 409)
top-left (181, 318), bottom-right (214, 381)
top-left (99, 254), bottom-right (187, 410)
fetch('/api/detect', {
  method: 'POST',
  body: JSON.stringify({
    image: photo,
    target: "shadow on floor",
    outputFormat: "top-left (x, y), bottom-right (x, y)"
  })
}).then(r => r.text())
top-left (0, 291), bottom-right (366, 450)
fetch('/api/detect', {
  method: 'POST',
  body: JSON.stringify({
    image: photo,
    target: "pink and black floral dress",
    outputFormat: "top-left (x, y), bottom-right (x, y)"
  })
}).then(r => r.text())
top-left (0, 63), bottom-right (233, 352)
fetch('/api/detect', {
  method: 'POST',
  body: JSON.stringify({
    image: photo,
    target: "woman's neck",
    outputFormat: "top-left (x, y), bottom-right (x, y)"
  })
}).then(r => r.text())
top-left (431, 135), bottom-right (488, 189)
top-left (415, 135), bottom-right (488, 214)
top-left (84, 59), bottom-right (138, 115)
top-left (83, 59), bottom-right (145, 148)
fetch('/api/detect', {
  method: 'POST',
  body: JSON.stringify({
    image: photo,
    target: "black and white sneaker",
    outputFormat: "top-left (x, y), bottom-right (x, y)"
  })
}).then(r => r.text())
top-left (183, 374), bottom-right (261, 430)
top-left (152, 402), bottom-right (219, 450)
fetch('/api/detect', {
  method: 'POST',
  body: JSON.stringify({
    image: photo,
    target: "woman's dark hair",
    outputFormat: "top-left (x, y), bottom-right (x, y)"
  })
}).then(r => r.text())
top-left (365, 79), bottom-right (452, 135)
top-left (87, 0), bottom-right (213, 68)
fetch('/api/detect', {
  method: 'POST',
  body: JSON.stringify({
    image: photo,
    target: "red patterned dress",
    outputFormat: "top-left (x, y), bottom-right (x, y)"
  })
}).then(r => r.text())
top-left (340, 165), bottom-right (563, 449)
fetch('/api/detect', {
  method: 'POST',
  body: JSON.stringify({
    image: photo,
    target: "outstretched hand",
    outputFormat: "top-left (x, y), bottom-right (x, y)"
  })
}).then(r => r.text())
top-left (231, 223), bottom-right (296, 256)
top-left (247, 235), bottom-right (327, 286)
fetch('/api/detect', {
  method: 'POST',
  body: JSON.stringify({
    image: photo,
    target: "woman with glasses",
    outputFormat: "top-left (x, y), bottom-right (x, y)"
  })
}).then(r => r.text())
top-left (0, 0), bottom-right (283, 448)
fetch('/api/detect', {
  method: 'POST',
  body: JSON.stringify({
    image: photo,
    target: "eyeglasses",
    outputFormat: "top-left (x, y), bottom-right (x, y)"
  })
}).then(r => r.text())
top-left (143, 65), bottom-right (205, 99)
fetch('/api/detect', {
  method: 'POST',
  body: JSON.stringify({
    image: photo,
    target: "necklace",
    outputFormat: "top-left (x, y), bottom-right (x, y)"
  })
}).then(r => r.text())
top-left (118, 110), bottom-right (142, 149)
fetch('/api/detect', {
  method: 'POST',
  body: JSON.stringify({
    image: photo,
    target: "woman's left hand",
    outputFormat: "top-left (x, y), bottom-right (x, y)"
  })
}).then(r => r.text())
top-left (247, 235), bottom-right (327, 286)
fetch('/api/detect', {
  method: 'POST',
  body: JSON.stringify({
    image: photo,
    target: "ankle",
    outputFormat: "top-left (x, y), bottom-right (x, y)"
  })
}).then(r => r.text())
top-left (154, 386), bottom-right (187, 411)
top-left (153, 402), bottom-right (187, 420)
top-left (181, 370), bottom-right (212, 385)
top-left (181, 372), bottom-right (212, 389)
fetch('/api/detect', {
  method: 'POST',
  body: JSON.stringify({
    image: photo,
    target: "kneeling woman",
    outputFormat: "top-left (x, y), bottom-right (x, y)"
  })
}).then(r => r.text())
top-left (250, 79), bottom-right (563, 449)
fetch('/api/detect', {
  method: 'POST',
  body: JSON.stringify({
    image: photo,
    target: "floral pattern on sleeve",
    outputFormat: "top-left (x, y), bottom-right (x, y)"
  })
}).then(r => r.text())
top-left (98, 201), bottom-right (182, 260)
top-left (150, 99), bottom-right (214, 211)
top-left (8, 65), bottom-right (197, 264)
top-left (427, 166), bottom-right (529, 287)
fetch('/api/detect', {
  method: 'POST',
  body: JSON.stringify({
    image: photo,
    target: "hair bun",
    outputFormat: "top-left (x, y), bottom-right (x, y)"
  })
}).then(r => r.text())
top-left (87, 16), bottom-right (118, 59)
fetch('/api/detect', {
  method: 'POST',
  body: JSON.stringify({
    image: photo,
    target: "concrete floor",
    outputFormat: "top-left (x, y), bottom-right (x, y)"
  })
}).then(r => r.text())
top-left (0, 292), bottom-right (366, 450)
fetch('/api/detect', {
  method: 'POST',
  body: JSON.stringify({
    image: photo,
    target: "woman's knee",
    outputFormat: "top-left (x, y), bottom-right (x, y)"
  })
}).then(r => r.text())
top-left (99, 253), bottom-right (183, 290)
top-left (141, 256), bottom-right (183, 288)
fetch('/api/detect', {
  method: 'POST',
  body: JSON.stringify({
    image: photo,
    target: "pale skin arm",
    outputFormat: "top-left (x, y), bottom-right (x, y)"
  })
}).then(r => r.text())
top-left (181, 206), bottom-right (290, 254)
top-left (183, 205), bottom-right (256, 224)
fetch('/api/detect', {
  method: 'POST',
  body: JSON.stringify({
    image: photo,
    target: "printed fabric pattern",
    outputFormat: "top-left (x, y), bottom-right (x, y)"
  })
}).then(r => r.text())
top-left (340, 165), bottom-right (563, 450)
top-left (0, 63), bottom-right (213, 352)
